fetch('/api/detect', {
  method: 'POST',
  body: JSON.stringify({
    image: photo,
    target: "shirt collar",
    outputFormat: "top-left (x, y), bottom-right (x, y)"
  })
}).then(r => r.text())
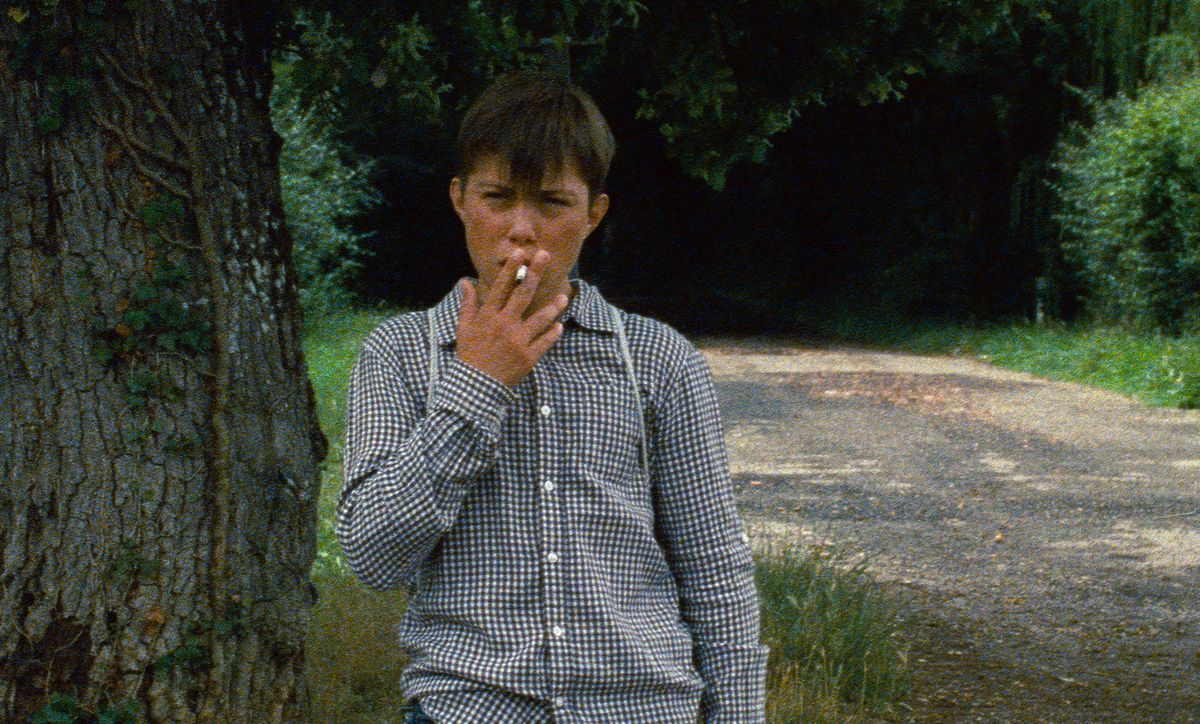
top-left (429, 278), bottom-right (616, 348)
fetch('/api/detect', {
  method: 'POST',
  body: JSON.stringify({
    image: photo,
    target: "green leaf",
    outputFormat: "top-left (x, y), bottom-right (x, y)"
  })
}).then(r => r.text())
top-left (97, 699), bottom-right (142, 724)
top-left (35, 113), bottom-right (63, 133)
top-left (30, 692), bottom-right (83, 724)
top-left (93, 341), bottom-right (116, 365)
top-left (140, 195), bottom-right (185, 228)
top-left (132, 283), bottom-right (157, 303)
top-left (123, 309), bottom-right (150, 331)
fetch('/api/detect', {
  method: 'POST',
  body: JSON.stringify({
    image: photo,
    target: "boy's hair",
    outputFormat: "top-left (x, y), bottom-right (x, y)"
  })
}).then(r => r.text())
top-left (455, 70), bottom-right (615, 197)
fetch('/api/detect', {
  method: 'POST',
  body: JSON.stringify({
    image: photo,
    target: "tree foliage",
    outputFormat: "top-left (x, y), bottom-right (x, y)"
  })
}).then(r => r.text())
top-left (615, 0), bottom-right (1008, 188)
top-left (1076, 0), bottom-right (1200, 94)
top-left (1055, 74), bottom-right (1200, 333)
top-left (273, 68), bottom-right (380, 316)
top-left (276, 0), bottom-right (1005, 188)
top-left (264, 0), bottom-right (1200, 327)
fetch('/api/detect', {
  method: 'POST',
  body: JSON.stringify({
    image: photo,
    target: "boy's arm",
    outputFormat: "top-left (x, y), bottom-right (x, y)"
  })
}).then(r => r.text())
top-left (652, 344), bottom-right (769, 723)
top-left (336, 334), bottom-right (515, 591)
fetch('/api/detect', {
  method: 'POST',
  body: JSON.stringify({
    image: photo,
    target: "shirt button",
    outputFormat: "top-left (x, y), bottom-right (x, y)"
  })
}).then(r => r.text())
top-left (551, 625), bottom-right (565, 638)
top-left (539, 404), bottom-right (552, 417)
top-left (546, 552), bottom-right (559, 563)
top-left (542, 480), bottom-right (555, 492)
top-left (553, 697), bottom-right (566, 708)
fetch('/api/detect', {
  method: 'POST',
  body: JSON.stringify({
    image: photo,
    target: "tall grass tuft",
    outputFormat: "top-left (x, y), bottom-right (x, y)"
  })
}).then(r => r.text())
top-left (306, 574), bottom-right (411, 723)
top-left (757, 544), bottom-right (911, 722)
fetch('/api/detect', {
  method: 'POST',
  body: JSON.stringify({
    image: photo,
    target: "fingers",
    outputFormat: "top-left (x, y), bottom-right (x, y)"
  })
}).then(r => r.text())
top-left (482, 252), bottom-right (531, 310)
top-left (458, 278), bottom-right (478, 322)
top-left (454, 273), bottom-right (567, 388)
top-left (523, 292), bottom-right (569, 340)
top-left (505, 250), bottom-right (551, 317)
top-left (528, 320), bottom-right (564, 360)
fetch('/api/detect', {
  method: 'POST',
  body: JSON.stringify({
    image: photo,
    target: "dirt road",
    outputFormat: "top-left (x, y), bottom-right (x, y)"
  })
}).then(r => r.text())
top-left (702, 339), bottom-right (1200, 723)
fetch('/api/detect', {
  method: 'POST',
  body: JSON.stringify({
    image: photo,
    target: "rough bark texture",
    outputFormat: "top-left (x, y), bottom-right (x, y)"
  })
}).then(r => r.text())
top-left (1, 2), bottom-right (325, 721)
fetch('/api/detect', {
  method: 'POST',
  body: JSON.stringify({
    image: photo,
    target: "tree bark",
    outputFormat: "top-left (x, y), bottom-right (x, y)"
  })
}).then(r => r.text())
top-left (1, 2), bottom-right (325, 721)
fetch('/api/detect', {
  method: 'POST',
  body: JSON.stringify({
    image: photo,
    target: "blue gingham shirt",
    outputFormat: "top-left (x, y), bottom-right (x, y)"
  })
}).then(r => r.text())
top-left (338, 280), bottom-right (768, 723)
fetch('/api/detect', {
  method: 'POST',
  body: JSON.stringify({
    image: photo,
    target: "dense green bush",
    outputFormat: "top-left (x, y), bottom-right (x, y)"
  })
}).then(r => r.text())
top-left (273, 83), bottom-right (380, 317)
top-left (1055, 72), bottom-right (1200, 334)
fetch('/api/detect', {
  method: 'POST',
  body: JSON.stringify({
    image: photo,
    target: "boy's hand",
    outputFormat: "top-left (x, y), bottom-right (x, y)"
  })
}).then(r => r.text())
top-left (455, 250), bottom-right (568, 388)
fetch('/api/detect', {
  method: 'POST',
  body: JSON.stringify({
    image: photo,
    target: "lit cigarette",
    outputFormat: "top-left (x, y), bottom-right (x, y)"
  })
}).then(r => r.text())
top-left (515, 265), bottom-right (528, 283)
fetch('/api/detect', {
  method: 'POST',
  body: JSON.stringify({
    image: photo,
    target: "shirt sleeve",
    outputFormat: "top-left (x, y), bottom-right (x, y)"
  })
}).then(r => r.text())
top-left (336, 333), bottom-right (516, 591)
top-left (650, 344), bottom-right (769, 723)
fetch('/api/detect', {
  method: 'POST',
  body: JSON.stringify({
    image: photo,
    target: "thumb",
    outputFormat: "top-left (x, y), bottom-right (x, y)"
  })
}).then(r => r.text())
top-left (459, 278), bottom-right (478, 319)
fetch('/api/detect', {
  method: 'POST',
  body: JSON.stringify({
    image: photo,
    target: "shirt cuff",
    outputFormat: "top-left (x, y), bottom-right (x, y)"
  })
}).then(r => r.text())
top-left (428, 356), bottom-right (517, 439)
top-left (696, 642), bottom-right (770, 722)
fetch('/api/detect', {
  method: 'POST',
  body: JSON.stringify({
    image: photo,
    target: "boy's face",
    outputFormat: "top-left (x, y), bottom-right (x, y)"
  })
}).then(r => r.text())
top-left (451, 155), bottom-right (609, 305)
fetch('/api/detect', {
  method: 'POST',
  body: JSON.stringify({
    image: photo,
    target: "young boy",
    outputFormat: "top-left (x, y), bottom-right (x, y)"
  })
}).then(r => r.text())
top-left (337, 70), bottom-right (767, 723)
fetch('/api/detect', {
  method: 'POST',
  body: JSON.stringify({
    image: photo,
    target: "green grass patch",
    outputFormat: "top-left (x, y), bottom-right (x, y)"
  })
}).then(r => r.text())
top-left (304, 307), bottom-right (412, 723)
top-left (304, 307), bottom-right (395, 578)
top-left (819, 316), bottom-right (1200, 409)
top-left (305, 308), bottom-right (395, 444)
top-left (306, 573), bottom-right (411, 723)
top-left (757, 544), bottom-right (911, 722)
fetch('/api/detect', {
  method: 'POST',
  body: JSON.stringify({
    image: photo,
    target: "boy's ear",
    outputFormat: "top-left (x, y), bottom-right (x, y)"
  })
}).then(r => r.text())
top-left (449, 177), bottom-right (465, 219)
top-left (587, 193), bottom-right (610, 231)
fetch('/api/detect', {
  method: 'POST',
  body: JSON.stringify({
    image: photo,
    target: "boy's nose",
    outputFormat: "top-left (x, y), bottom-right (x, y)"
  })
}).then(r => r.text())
top-left (507, 204), bottom-right (538, 243)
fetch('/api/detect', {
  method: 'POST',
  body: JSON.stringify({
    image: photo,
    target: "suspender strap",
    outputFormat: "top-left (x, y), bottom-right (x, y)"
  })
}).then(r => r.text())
top-left (609, 304), bottom-right (651, 477)
top-left (426, 309), bottom-right (439, 404)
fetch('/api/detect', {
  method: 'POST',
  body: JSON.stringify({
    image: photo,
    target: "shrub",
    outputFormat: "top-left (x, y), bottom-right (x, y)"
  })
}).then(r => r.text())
top-left (1054, 70), bottom-right (1200, 334)
top-left (273, 85), bottom-right (381, 317)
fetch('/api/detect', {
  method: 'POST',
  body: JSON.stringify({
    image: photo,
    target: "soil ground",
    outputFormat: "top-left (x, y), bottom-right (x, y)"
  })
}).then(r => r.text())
top-left (700, 338), bottom-right (1200, 723)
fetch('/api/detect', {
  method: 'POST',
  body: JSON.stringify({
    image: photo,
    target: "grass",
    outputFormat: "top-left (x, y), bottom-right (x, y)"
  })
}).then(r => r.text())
top-left (306, 572), bottom-right (411, 722)
top-left (819, 316), bottom-right (1200, 409)
top-left (304, 307), bottom-right (394, 579)
top-left (302, 308), bottom-right (412, 722)
top-left (757, 544), bottom-right (911, 722)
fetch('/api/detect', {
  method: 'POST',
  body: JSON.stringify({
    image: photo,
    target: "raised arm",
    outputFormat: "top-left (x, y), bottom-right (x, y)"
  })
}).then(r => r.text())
top-left (336, 330), bottom-right (515, 591)
top-left (338, 252), bottom-right (567, 591)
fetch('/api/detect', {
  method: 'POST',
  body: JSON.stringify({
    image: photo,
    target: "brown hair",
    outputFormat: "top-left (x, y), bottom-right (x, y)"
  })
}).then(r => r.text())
top-left (455, 70), bottom-right (615, 197)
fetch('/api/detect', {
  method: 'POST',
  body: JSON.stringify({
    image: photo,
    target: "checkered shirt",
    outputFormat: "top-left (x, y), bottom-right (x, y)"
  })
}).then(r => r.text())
top-left (338, 280), bottom-right (768, 723)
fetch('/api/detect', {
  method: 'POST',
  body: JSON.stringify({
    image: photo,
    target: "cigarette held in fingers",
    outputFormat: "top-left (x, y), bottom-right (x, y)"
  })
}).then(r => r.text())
top-left (515, 265), bottom-right (528, 283)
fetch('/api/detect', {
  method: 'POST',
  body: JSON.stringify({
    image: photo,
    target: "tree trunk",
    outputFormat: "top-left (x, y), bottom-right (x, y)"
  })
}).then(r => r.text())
top-left (1, 2), bottom-right (326, 721)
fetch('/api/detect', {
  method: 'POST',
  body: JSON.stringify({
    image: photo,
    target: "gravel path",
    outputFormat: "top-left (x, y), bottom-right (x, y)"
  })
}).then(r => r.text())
top-left (701, 339), bottom-right (1200, 723)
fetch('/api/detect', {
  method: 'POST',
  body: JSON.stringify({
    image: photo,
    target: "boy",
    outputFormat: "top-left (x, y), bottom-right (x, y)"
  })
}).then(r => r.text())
top-left (337, 70), bottom-right (767, 723)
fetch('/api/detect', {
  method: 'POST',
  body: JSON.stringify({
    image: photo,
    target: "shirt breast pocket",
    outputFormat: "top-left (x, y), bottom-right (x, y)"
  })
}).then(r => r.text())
top-left (567, 378), bottom-right (648, 494)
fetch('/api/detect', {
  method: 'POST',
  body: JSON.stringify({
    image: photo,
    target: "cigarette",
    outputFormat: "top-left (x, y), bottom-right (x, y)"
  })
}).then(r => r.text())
top-left (515, 265), bottom-right (528, 283)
